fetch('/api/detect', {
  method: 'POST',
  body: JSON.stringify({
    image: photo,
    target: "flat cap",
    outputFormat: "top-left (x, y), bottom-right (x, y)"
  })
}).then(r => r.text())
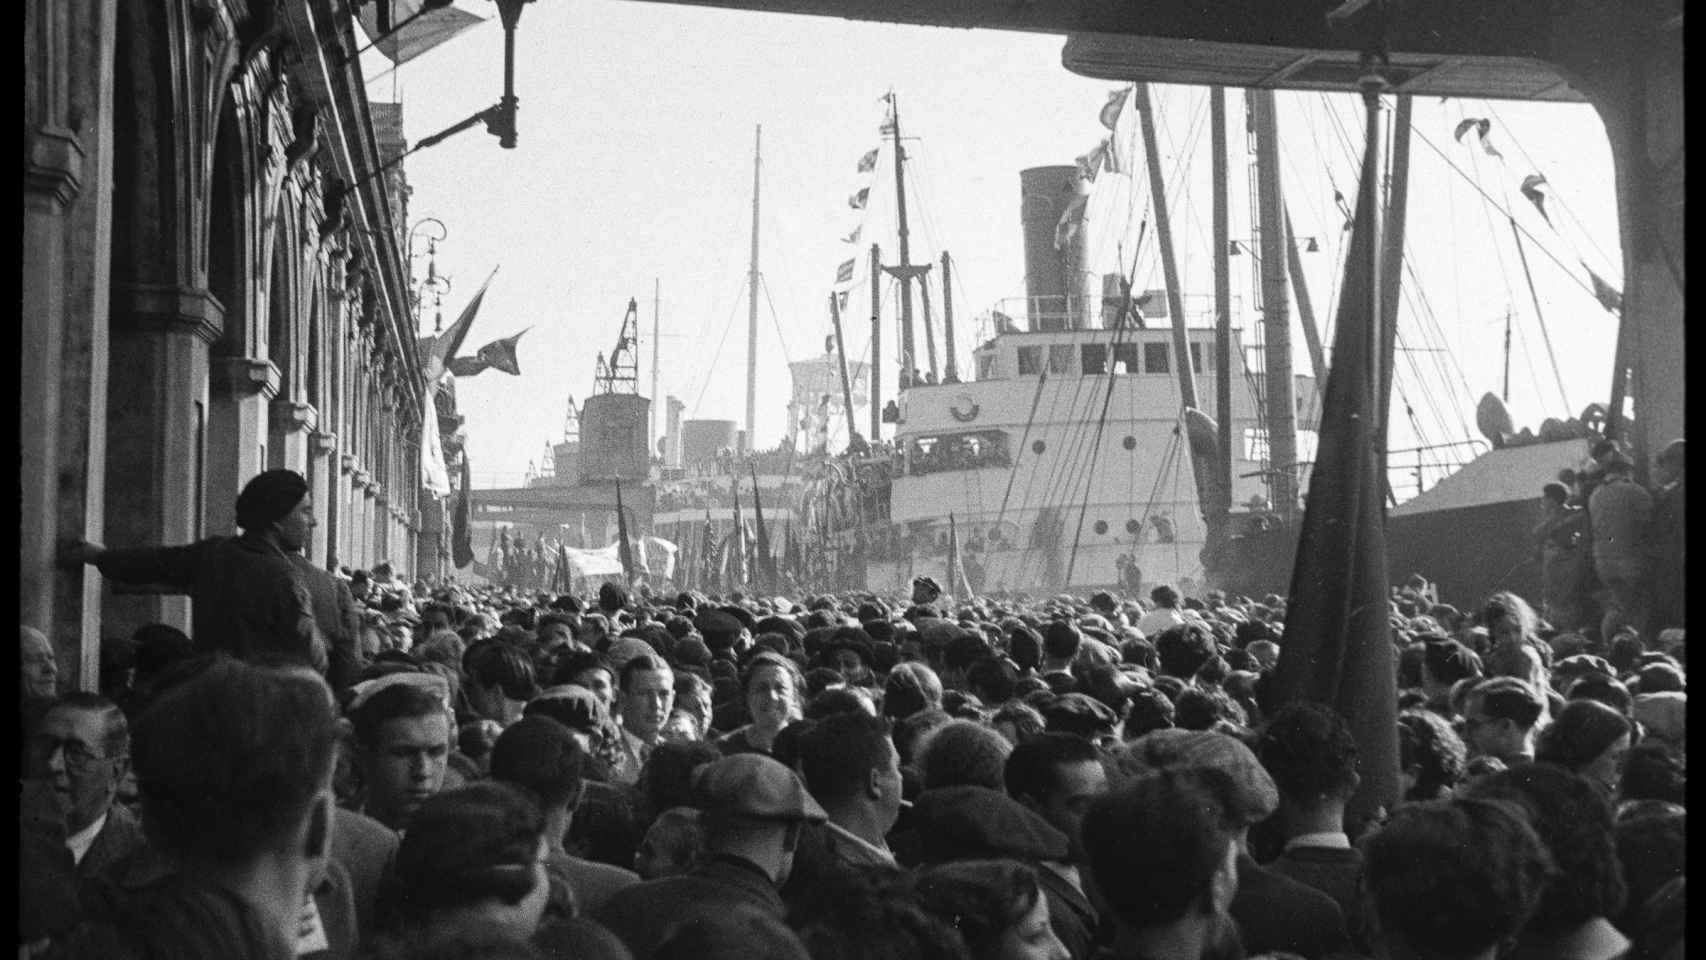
top-left (1041, 691), bottom-right (1120, 737)
top-left (693, 754), bottom-right (827, 823)
top-left (911, 785), bottom-right (1069, 863)
top-left (720, 604), bottom-right (759, 633)
top-left (527, 684), bottom-right (608, 733)
top-left (1109, 729), bottom-right (1279, 825)
top-left (606, 637), bottom-right (659, 670)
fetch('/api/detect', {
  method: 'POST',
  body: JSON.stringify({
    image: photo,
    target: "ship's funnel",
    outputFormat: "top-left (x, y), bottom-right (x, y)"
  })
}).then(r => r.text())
top-left (1020, 166), bottom-right (1095, 331)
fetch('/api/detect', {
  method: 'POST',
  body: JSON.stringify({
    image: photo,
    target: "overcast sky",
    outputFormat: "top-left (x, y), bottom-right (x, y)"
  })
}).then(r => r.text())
top-left (366, 0), bottom-right (1623, 489)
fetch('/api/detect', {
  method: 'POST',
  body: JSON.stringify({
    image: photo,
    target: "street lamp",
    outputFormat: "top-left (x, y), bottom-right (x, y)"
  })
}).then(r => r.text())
top-left (408, 218), bottom-right (453, 333)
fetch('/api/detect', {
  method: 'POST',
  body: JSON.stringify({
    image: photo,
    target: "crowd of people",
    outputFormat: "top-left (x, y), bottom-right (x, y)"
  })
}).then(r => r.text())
top-left (1533, 437), bottom-right (1684, 643)
top-left (20, 466), bottom-right (1686, 959)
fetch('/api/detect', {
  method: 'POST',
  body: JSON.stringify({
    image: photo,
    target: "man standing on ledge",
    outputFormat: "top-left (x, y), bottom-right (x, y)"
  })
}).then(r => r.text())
top-left (63, 469), bottom-right (324, 670)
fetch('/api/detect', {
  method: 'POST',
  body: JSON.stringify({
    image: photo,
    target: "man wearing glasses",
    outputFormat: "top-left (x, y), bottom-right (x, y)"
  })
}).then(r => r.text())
top-left (26, 692), bottom-right (144, 879)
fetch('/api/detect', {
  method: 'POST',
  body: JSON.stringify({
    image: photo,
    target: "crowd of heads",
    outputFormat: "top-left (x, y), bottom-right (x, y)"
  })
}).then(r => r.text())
top-left (19, 555), bottom-right (1687, 960)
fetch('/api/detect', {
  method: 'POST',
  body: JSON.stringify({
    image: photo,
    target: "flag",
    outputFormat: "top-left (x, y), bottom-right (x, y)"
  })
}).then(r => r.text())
top-left (849, 187), bottom-right (870, 210)
top-left (947, 513), bottom-right (974, 599)
top-left (419, 387), bottom-right (452, 497)
top-left (1105, 136), bottom-right (1129, 176)
top-left (1054, 194), bottom-right (1089, 251)
top-left (1452, 117), bottom-right (1503, 159)
top-left (700, 513), bottom-right (719, 589)
top-left (834, 259), bottom-right (857, 285)
top-left (1585, 265), bottom-right (1623, 314)
top-left (1099, 86), bottom-right (1130, 130)
top-left (356, 0), bottom-right (487, 65)
top-left (1520, 174), bottom-right (1551, 226)
top-left (451, 455), bottom-right (474, 569)
top-left (856, 149), bottom-right (878, 173)
top-left (782, 519), bottom-right (801, 584)
top-left (447, 328), bottom-right (528, 377)
top-left (1075, 140), bottom-right (1109, 182)
top-left (420, 267), bottom-right (498, 383)
top-left (730, 480), bottom-right (749, 588)
top-left (1263, 92), bottom-right (1399, 830)
top-left (991, 310), bottom-right (1018, 334)
top-left (836, 290), bottom-right (851, 313)
top-left (842, 225), bottom-right (862, 244)
top-left (614, 479), bottom-right (635, 582)
top-left (750, 465), bottom-right (776, 592)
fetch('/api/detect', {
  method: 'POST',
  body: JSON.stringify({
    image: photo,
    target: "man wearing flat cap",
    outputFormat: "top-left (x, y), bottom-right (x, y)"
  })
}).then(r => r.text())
top-left (1109, 729), bottom-right (1352, 959)
top-left (63, 468), bottom-right (325, 669)
top-left (593, 753), bottom-right (827, 957)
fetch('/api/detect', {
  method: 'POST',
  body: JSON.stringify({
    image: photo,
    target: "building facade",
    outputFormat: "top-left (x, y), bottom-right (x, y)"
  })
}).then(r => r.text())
top-left (25, 0), bottom-right (431, 689)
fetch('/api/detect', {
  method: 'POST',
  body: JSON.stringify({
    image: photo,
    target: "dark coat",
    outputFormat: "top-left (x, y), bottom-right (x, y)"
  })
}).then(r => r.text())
top-left (1268, 845), bottom-right (1369, 952)
top-left (1229, 851), bottom-right (1353, 959)
top-left (594, 854), bottom-right (783, 958)
top-left (79, 802), bottom-right (149, 883)
top-left (329, 807), bottom-right (398, 947)
top-left (1036, 863), bottom-right (1102, 960)
top-left (292, 554), bottom-right (364, 689)
top-left (96, 534), bottom-right (319, 665)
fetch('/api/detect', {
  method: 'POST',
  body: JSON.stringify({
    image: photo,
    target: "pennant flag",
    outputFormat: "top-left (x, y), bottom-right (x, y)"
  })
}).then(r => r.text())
top-left (1263, 95), bottom-right (1399, 831)
top-left (849, 187), bottom-right (870, 210)
top-left (835, 290), bottom-right (851, 313)
top-left (448, 328), bottom-right (528, 377)
top-left (419, 387), bottom-right (452, 497)
top-left (991, 310), bottom-right (1019, 334)
top-left (834, 259), bottom-right (857, 285)
top-left (1585, 265), bottom-right (1624, 314)
top-left (842, 225), bottom-right (862, 244)
top-left (356, 0), bottom-right (487, 65)
top-left (420, 267), bottom-right (498, 383)
top-left (947, 513), bottom-right (974, 599)
top-left (1105, 136), bottom-right (1129, 176)
top-left (1520, 174), bottom-right (1552, 226)
top-left (1075, 140), bottom-right (1109, 182)
top-left (451, 455), bottom-right (474, 569)
top-left (1452, 117), bottom-right (1504, 159)
top-left (1099, 86), bottom-right (1130, 130)
top-left (1054, 194), bottom-right (1089, 251)
top-left (856, 149), bottom-right (879, 173)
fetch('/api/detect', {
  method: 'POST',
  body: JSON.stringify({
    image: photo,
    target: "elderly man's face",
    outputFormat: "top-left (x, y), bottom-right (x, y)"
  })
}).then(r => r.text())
top-left (32, 706), bottom-right (127, 834)
top-left (21, 630), bottom-right (58, 700)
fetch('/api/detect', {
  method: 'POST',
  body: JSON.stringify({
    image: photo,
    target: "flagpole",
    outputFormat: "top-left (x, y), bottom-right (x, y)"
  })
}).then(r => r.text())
top-left (745, 124), bottom-right (762, 455)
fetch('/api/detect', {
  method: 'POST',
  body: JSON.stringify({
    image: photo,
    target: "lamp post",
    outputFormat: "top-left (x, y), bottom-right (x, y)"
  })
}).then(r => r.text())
top-left (408, 218), bottom-right (452, 333)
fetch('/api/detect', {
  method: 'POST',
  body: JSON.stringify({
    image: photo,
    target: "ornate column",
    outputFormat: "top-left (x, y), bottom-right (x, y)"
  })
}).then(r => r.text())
top-left (351, 467), bottom-right (372, 569)
top-left (341, 455), bottom-right (360, 568)
top-left (102, 286), bottom-right (224, 640)
top-left (367, 481), bottom-right (385, 568)
top-left (269, 399), bottom-right (317, 474)
top-left (26, 0), bottom-right (118, 687)
top-left (205, 355), bottom-right (281, 531)
top-left (308, 430), bottom-right (338, 567)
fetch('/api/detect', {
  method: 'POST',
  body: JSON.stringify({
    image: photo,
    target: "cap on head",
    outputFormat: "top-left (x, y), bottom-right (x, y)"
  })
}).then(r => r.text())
top-left (235, 469), bottom-right (309, 530)
top-left (692, 753), bottom-right (827, 823)
top-left (1111, 729), bottom-right (1279, 825)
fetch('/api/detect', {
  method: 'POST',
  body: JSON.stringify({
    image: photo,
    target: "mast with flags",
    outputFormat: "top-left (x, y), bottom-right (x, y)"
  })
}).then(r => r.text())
top-left (1260, 68), bottom-right (1400, 831)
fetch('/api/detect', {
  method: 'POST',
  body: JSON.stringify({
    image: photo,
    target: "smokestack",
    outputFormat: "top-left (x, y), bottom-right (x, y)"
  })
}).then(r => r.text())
top-left (1019, 166), bottom-right (1095, 331)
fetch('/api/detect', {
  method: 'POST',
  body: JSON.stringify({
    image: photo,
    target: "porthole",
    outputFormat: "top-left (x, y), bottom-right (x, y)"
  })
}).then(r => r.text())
top-left (1125, 519), bottom-right (1141, 534)
top-left (1031, 440), bottom-right (1046, 455)
top-left (1122, 436), bottom-right (1137, 450)
top-left (1093, 520), bottom-right (1109, 535)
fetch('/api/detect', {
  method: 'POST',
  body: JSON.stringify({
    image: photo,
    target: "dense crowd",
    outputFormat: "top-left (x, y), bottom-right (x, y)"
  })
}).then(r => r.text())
top-left (20, 464), bottom-right (1686, 960)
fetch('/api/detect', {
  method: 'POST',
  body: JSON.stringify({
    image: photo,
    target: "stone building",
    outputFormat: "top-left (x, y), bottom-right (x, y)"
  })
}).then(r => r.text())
top-left (25, 0), bottom-right (434, 688)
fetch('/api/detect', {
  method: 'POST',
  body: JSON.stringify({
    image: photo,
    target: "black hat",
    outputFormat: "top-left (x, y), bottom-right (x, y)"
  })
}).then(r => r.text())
top-left (720, 604), bottom-right (759, 634)
top-left (818, 626), bottom-right (875, 667)
top-left (863, 619), bottom-right (897, 644)
top-left (695, 610), bottom-right (744, 649)
top-left (911, 785), bottom-right (1069, 863)
top-left (756, 616), bottom-right (806, 643)
top-left (235, 469), bottom-right (309, 530)
top-left (1041, 692), bottom-right (1120, 737)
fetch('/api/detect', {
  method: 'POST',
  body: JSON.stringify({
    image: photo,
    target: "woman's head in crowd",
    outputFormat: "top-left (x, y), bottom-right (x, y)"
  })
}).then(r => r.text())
top-left (1535, 698), bottom-right (1633, 796)
top-left (385, 782), bottom-right (551, 941)
top-left (913, 859), bottom-right (1067, 960)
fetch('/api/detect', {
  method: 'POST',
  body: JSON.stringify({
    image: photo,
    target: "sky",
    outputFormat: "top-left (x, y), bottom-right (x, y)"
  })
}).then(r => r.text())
top-left (364, 0), bottom-right (1624, 491)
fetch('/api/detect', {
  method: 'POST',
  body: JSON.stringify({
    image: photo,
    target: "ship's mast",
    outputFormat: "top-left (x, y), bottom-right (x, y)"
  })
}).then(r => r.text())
top-left (1210, 86), bottom-right (1234, 580)
top-left (1250, 89), bottom-right (1300, 522)
top-left (883, 94), bottom-right (930, 388)
top-left (651, 277), bottom-right (661, 457)
top-left (1378, 95), bottom-right (1414, 505)
top-left (745, 124), bottom-right (761, 454)
top-left (1133, 84), bottom-right (1198, 410)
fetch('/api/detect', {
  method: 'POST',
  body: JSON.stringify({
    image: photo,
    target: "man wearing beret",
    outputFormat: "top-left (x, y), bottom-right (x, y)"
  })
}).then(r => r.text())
top-left (593, 754), bottom-right (827, 957)
top-left (64, 468), bottom-right (325, 669)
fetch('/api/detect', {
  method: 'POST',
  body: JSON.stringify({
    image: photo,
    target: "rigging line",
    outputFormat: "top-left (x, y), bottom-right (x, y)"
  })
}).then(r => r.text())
top-left (1511, 318), bottom-right (1548, 414)
top-left (1048, 323), bottom-right (1139, 531)
top-left (1401, 254), bottom-right (1479, 416)
top-left (1410, 123), bottom-right (1604, 303)
top-left (1507, 216), bottom-right (1573, 412)
top-left (995, 371), bottom-right (1053, 529)
top-left (1479, 100), bottom-right (1619, 270)
top-left (689, 275), bottom-right (758, 416)
top-left (756, 273), bottom-right (795, 368)
top-left (1062, 333), bottom-right (1132, 586)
